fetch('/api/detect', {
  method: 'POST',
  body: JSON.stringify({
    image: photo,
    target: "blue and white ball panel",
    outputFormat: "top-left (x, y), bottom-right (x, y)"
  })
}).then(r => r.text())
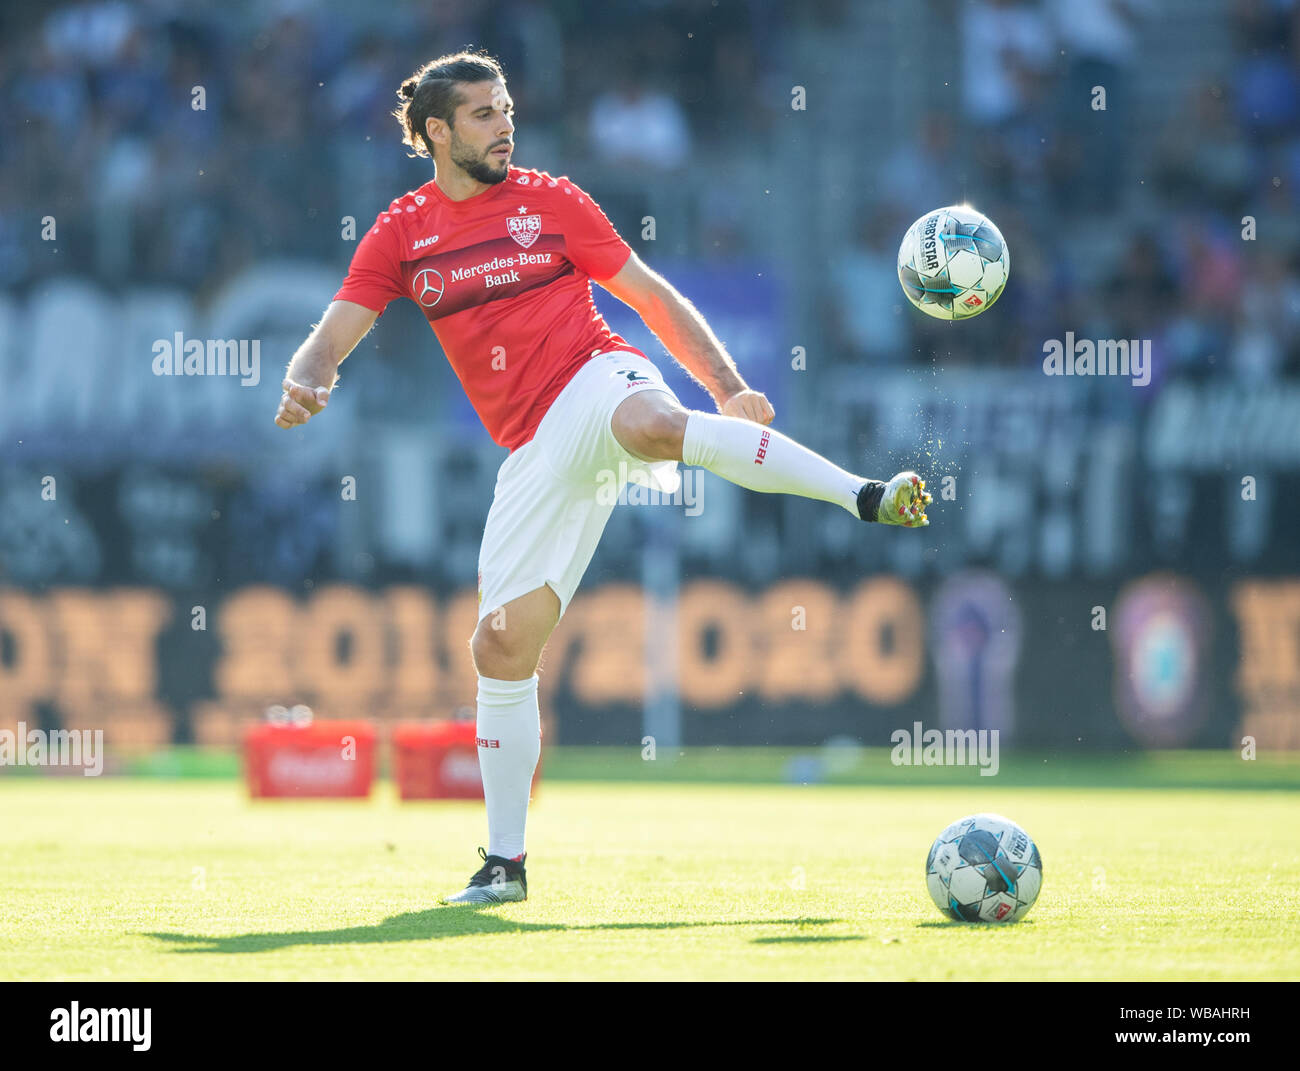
top-left (924, 812), bottom-right (1043, 923)
top-left (897, 206), bottom-right (1009, 321)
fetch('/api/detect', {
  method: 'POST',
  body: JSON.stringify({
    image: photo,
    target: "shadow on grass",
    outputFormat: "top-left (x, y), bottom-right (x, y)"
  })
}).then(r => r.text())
top-left (147, 911), bottom-right (839, 955)
top-left (750, 934), bottom-right (865, 945)
top-left (913, 919), bottom-right (1038, 929)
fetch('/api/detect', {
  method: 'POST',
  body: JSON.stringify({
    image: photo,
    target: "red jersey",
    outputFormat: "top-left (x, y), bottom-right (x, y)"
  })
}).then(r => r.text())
top-left (333, 166), bottom-right (643, 449)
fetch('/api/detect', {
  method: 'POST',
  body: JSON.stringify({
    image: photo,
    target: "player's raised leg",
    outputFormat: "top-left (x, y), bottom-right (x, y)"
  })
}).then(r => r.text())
top-left (611, 391), bottom-right (932, 526)
top-left (440, 584), bottom-right (558, 905)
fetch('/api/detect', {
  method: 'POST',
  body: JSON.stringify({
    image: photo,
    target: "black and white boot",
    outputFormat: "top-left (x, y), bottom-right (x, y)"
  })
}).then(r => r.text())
top-left (440, 847), bottom-right (528, 905)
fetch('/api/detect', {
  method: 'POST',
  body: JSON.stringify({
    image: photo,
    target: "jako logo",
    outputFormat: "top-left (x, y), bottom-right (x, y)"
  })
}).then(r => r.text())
top-left (618, 369), bottom-right (651, 388)
top-left (889, 721), bottom-right (1000, 777)
top-left (754, 430), bottom-right (771, 465)
top-left (1042, 333), bottom-right (1151, 387)
top-left (50, 1002), bottom-right (151, 1052)
top-left (413, 235), bottom-right (439, 250)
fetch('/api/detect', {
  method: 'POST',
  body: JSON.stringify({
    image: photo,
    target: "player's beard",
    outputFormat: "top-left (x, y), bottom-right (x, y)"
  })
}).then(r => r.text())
top-left (450, 129), bottom-right (509, 185)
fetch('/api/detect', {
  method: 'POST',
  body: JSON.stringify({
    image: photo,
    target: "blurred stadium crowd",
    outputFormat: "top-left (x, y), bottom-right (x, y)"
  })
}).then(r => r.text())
top-left (1, 0), bottom-right (1297, 592)
top-left (828, 0), bottom-right (1300, 387)
top-left (0, 0), bottom-right (786, 290)
top-left (3, 0), bottom-right (1297, 377)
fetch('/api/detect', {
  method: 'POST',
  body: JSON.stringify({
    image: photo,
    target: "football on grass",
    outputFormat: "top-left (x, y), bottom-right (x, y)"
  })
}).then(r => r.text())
top-left (926, 812), bottom-right (1042, 923)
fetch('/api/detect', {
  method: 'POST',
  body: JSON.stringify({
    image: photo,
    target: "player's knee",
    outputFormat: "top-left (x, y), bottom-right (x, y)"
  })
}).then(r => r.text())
top-left (470, 619), bottom-right (538, 679)
top-left (618, 400), bottom-right (687, 461)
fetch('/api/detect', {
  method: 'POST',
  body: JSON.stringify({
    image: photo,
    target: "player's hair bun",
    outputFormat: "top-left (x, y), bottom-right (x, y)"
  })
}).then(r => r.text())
top-left (400, 79), bottom-right (417, 100)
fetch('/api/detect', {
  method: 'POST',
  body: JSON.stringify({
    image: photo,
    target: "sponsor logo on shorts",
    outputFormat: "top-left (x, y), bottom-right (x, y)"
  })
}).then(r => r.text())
top-left (754, 430), bottom-right (771, 465)
top-left (476, 737), bottom-right (501, 749)
top-left (617, 369), bottom-right (652, 388)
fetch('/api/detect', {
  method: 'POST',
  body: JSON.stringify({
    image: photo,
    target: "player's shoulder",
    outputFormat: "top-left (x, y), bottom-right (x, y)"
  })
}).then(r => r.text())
top-left (362, 183), bottom-right (440, 247)
top-left (370, 181), bottom-right (438, 223)
top-left (507, 165), bottom-right (593, 203)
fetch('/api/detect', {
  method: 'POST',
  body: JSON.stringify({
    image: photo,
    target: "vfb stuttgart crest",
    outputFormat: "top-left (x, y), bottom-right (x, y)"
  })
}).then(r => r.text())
top-left (412, 267), bottom-right (444, 307)
top-left (507, 213), bottom-right (542, 249)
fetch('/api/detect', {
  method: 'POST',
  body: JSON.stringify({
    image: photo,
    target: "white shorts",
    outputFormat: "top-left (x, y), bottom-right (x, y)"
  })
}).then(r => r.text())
top-left (476, 351), bottom-right (681, 622)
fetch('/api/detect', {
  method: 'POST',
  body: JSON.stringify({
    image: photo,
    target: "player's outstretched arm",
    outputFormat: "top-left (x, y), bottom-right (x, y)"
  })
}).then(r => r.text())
top-left (275, 300), bottom-right (379, 429)
top-left (599, 252), bottom-right (774, 425)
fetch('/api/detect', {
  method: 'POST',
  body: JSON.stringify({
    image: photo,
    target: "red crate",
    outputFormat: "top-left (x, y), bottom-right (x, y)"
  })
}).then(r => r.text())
top-left (244, 720), bottom-right (376, 798)
top-left (393, 721), bottom-right (541, 800)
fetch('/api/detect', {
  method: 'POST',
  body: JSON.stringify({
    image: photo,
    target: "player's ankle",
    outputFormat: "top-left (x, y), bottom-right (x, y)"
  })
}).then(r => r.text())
top-left (856, 480), bottom-right (886, 522)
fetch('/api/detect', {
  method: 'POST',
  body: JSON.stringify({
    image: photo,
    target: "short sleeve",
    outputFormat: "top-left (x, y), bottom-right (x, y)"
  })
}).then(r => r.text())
top-left (333, 212), bottom-right (407, 313)
top-left (555, 177), bottom-right (633, 282)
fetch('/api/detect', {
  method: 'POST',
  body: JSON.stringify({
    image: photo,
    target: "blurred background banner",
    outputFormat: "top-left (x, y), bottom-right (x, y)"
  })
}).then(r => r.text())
top-left (0, 573), bottom-right (1279, 751)
top-left (1, 0), bottom-right (1297, 755)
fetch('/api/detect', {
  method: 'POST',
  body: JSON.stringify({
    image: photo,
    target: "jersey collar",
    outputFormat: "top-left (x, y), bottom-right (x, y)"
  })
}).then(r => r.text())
top-left (424, 168), bottom-right (519, 211)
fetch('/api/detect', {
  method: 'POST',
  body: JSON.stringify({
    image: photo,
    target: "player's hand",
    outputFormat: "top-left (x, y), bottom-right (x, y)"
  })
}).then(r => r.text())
top-left (721, 388), bottom-right (774, 426)
top-left (275, 379), bottom-right (331, 429)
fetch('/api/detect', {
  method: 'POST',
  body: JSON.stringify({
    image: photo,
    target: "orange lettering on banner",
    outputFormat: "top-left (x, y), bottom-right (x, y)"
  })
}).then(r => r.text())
top-left (48, 589), bottom-right (170, 707)
top-left (839, 577), bottom-right (924, 704)
top-left (570, 584), bottom-right (645, 706)
top-left (61, 699), bottom-right (173, 751)
top-left (297, 585), bottom-right (384, 706)
top-left (0, 590), bottom-right (52, 710)
top-left (213, 586), bottom-right (297, 698)
top-left (1232, 580), bottom-right (1300, 749)
top-left (440, 589), bottom-right (482, 713)
top-left (0, 578), bottom-right (933, 745)
top-left (192, 698), bottom-right (266, 749)
top-left (1232, 581), bottom-right (1300, 688)
top-left (537, 596), bottom-right (579, 714)
top-left (0, 590), bottom-right (172, 747)
top-left (757, 580), bottom-right (841, 701)
top-left (677, 580), bottom-right (752, 708)
top-left (385, 587), bottom-right (440, 699)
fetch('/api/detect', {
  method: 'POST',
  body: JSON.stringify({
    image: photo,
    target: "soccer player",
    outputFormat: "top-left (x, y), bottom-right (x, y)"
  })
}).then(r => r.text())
top-left (274, 51), bottom-right (930, 904)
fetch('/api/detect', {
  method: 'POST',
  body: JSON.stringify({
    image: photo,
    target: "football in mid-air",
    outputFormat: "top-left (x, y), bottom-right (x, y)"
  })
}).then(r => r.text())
top-left (926, 813), bottom-right (1042, 923)
top-left (897, 205), bottom-right (1009, 320)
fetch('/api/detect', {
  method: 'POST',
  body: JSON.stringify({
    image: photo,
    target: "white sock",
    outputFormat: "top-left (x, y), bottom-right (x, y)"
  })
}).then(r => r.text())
top-left (476, 674), bottom-right (541, 860)
top-left (681, 411), bottom-right (863, 515)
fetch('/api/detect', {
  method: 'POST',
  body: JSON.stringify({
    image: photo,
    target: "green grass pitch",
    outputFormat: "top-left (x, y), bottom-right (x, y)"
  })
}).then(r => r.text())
top-left (2, 752), bottom-right (1298, 981)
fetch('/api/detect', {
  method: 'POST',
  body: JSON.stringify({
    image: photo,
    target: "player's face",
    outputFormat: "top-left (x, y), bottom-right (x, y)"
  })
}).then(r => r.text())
top-left (448, 79), bottom-right (514, 185)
